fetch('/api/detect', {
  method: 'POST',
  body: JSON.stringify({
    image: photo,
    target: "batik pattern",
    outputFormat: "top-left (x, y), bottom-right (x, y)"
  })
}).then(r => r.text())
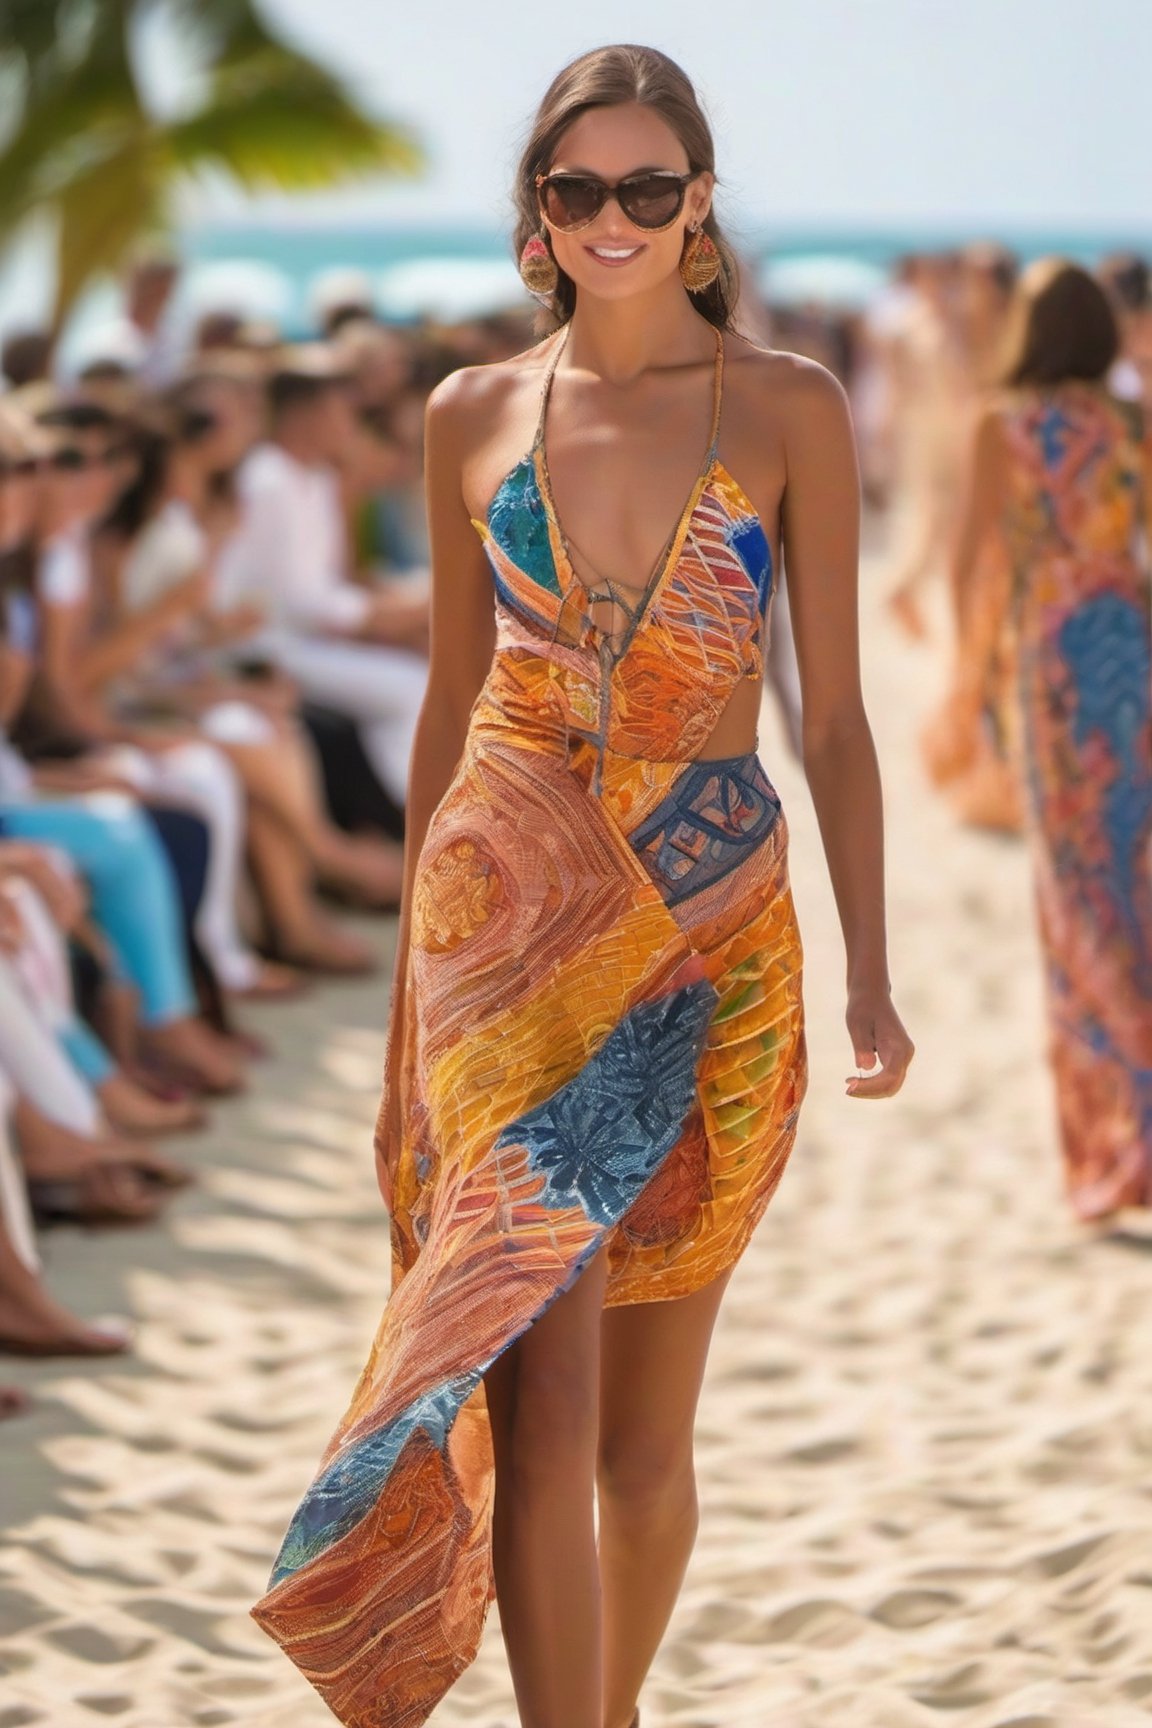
top-left (252, 333), bottom-right (807, 1726)
top-left (1000, 389), bottom-right (1152, 1218)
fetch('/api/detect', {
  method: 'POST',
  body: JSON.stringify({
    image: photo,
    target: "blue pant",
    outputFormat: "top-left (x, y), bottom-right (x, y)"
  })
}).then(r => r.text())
top-left (0, 796), bottom-right (196, 1025)
top-left (58, 1015), bottom-right (115, 1085)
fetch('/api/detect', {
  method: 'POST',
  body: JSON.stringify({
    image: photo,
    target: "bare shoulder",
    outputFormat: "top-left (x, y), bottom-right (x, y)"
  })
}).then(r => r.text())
top-left (970, 392), bottom-right (1012, 457)
top-left (722, 337), bottom-right (851, 441)
top-left (725, 337), bottom-right (849, 406)
top-left (425, 337), bottom-right (560, 447)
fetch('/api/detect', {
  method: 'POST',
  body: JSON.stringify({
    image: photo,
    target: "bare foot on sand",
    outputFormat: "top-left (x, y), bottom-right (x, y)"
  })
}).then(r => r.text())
top-left (229, 959), bottom-right (308, 1002)
top-left (139, 1016), bottom-right (248, 1096)
top-left (0, 1218), bottom-right (132, 1358)
top-left (272, 914), bottom-right (377, 977)
top-left (0, 1278), bottom-right (132, 1358)
top-left (317, 833), bottom-right (404, 908)
top-left (97, 1072), bottom-right (207, 1138)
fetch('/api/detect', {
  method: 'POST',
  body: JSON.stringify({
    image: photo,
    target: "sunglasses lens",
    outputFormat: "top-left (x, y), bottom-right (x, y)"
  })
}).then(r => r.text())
top-left (541, 176), bottom-right (604, 231)
top-left (618, 176), bottom-right (685, 229)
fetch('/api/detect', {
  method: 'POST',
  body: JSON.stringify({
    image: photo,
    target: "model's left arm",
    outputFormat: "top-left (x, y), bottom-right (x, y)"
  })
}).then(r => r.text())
top-left (781, 362), bottom-right (914, 1099)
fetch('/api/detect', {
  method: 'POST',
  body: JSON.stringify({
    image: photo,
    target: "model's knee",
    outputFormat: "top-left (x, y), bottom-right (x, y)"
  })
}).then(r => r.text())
top-left (597, 1431), bottom-right (698, 1526)
top-left (499, 1362), bottom-right (598, 1495)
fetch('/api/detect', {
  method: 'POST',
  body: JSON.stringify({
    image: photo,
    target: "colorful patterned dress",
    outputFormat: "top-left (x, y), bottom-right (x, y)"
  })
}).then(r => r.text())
top-left (998, 386), bottom-right (1152, 1218)
top-left (252, 328), bottom-right (807, 1725)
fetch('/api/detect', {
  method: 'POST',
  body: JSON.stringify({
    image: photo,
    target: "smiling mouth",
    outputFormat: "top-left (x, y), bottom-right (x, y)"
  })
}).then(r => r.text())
top-left (585, 244), bottom-right (645, 266)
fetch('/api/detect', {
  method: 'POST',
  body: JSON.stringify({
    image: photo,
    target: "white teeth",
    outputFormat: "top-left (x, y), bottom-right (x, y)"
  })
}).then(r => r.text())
top-left (591, 246), bottom-right (639, 259)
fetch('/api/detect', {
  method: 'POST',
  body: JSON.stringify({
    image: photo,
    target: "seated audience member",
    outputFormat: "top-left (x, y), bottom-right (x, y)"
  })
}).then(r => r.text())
top-left (311, 269), bottom-right (376, 341)
top-left (96, 251), bottom-right (183, 388)
top-left (23, 393), bottom-right (296, 998)
top-left (2, 330), bottom-right (53, 394)
top-left (217, 346), bottom-right (428, 809)
top-left (1098, 252), bottom-right (1152, 404)
top-left (0, 405), bottom-right (247, 1093)
top-left (96, 385), bottom-right (402, 968)
top-left (0, 1060), bottom-right (132, 1370)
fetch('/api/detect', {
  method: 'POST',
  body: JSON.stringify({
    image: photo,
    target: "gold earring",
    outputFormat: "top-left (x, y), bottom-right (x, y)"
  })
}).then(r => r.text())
top-left (680, 225), bottom-right (721, 293)
top-left (519, 229), bottom-right (558, 296)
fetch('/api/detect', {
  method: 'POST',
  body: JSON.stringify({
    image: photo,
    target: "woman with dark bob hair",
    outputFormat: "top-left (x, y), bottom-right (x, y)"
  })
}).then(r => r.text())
top-left (254, 44), bottom-right (912, 1727)
top-left (949, 257), bottom-right (1152, 1225)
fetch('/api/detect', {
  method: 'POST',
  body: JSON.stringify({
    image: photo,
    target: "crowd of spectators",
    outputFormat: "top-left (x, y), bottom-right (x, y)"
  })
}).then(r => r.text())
top-left (2, 236), bottom-right (1147, 1409)
top-left (0, 255), bottom-right (535, 1407)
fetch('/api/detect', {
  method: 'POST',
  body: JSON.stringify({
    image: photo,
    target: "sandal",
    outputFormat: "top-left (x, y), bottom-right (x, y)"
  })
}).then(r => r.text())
top-left (1, 1384), bottom-right (31, 1418)
top-left (28, 1166), bottom-right (165, 1227)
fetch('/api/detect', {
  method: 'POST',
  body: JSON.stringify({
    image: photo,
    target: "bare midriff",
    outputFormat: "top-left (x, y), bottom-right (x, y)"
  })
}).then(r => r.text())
top-left (695, 672), bottom-right (763, 760)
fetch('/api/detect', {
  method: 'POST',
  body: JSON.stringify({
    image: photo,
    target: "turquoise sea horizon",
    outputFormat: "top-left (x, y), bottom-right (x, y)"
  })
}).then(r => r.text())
top-left (5, 216), bottom-right (1151, 363)
top-left (183, 216), bottom-right (1152, 335)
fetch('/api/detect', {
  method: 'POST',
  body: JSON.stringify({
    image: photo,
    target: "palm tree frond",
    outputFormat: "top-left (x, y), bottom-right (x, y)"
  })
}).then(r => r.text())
top-left (168, 60), bottom-right (421, 188)
top-left (52, 132), bottom-right (165, 322)
top-left (0, 28), bottom-right (144, 232)
top-left (0, 0), bottom-right (425, 317)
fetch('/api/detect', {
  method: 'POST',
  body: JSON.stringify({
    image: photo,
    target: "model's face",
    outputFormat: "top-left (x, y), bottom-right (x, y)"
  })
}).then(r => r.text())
top-left (541, 103), bottom-right (713, 306)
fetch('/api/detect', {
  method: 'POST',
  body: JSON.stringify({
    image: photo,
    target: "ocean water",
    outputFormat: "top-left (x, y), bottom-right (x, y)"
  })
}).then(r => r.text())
top-left (182, 218), bottom-right (1152, 336)
top-left (6, 217), bottom-right (1150, 363)
top-left (186, 218), bottom-right (1152, 272)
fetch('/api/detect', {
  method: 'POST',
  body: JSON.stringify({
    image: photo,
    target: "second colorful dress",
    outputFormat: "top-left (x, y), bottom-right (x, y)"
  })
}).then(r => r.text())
top-left (998, 387), bottom-right (1152, 1218)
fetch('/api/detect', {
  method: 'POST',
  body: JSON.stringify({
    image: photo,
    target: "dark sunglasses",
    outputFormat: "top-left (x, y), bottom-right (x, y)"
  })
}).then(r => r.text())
top-left (535, 169), bottom-right (700, 234)
top-left (48, 444), bottom-right (130, 472)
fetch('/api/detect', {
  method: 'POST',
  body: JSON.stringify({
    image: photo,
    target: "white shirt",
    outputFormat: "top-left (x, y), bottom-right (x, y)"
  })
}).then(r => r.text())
top-left (37, 526), bottom-right (90, 608)
top-left (0, 729), bottom-right (33, 803)
top-left (122, 499), bottom-right (205, 612)
top-left (1109, 357), bottom-right (1144, 403)
top-left (217, 443), bottom-right (371, 635)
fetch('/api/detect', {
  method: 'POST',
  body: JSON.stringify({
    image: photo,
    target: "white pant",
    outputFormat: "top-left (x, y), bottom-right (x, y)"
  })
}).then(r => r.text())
top-left (0, 1067), bottom-right (40, 1274)
top-left (272, 637), bottom-right (426, 805)
top-left (100, 738), bottom-right (260, 992)
top-left (0, 885), bottom-right (102, 1140)
top-left (0, 890), bottom-right (110, 1276)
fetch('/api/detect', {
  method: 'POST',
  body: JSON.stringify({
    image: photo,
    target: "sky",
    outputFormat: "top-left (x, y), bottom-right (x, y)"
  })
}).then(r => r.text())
top-left (202, 0), bottom-right (1152, 237)
top-left (2, 0), bottom-right (1148, 341)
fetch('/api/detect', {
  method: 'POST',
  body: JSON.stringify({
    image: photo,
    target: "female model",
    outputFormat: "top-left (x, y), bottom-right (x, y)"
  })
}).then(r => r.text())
top-left (253, 44), bottom-right (913, 1728)
top-left (948, 260), bottom-right (1152, 1223)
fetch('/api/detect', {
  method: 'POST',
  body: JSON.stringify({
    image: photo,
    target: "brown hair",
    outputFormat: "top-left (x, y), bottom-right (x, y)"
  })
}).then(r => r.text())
top-left (513, 45), bottom-right (738, 330)
top-left (1001, 258), bottom-right (1119, 388)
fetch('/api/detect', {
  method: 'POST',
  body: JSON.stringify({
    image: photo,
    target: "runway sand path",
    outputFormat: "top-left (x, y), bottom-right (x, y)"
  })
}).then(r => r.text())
top-left (3, 541), bottom-right (1152, 1726)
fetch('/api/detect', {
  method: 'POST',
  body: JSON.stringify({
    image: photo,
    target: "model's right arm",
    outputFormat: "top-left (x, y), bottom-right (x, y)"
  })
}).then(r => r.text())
top-left (376, 372), bottom-right (497, 1199)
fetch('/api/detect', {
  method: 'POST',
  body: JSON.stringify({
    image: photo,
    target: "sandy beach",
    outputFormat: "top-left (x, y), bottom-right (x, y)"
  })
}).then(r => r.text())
top-left (4, 521), bottom-right (1152, 1728)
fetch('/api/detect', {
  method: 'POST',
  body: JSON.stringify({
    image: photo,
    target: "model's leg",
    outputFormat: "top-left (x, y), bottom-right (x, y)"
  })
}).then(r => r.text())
top-left (597, 1269), bottom-right (734, 1728)
top-left (483, 1246), bottom-right (609, 1728)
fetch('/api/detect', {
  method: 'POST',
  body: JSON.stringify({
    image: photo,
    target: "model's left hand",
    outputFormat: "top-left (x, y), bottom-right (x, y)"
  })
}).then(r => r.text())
top-left (845, 984), bottom-right (914, 1099)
